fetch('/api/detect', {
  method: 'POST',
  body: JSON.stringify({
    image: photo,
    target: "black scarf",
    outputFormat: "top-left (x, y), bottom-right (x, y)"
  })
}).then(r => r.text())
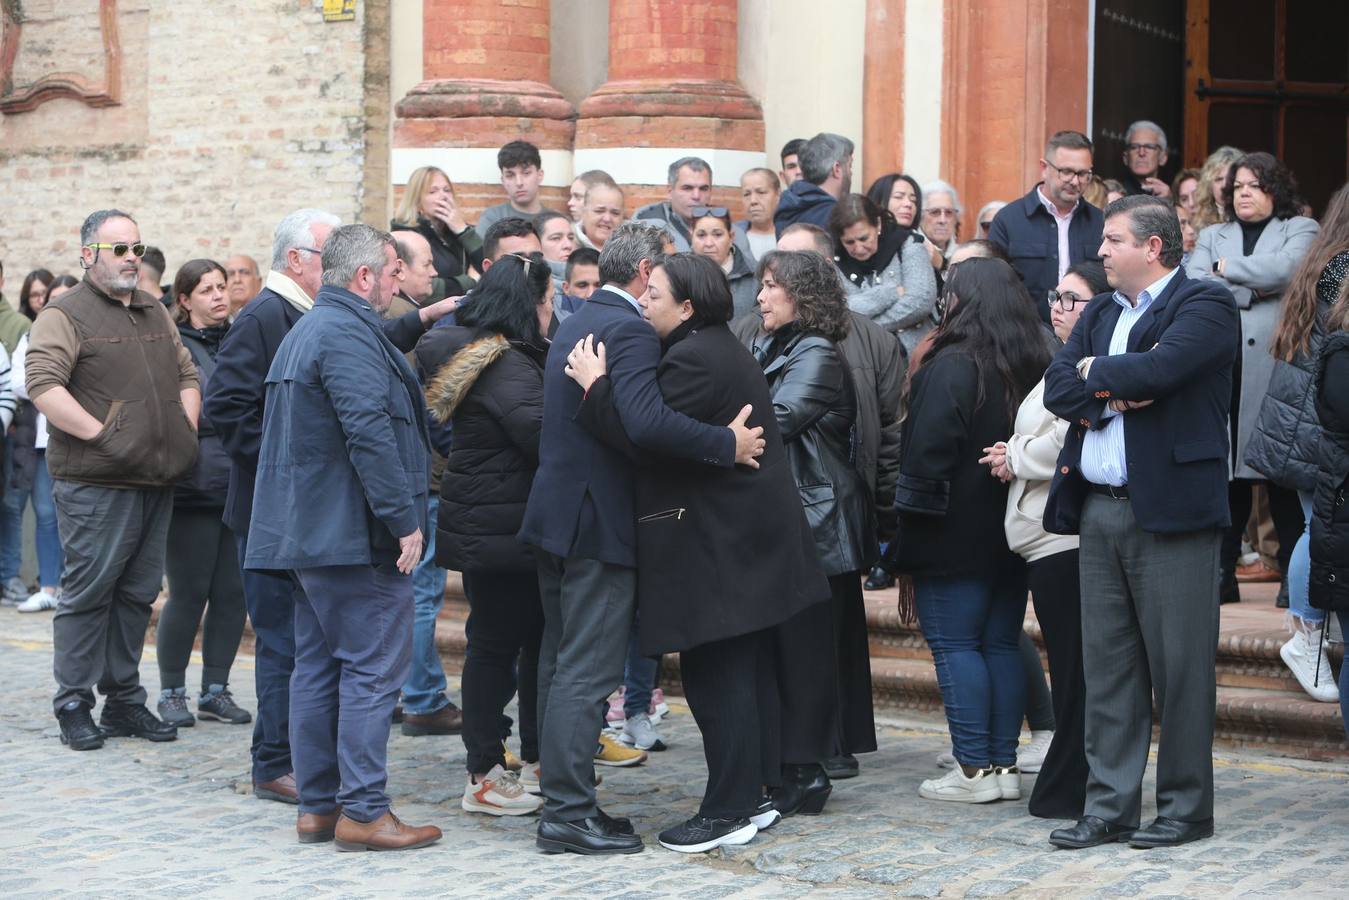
top-left (836, 219), bottom-right (907, 288)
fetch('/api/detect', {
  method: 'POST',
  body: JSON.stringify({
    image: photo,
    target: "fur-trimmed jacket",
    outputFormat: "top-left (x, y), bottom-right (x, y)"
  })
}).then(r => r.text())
top-left (414, 324), bottom-right (547, 573)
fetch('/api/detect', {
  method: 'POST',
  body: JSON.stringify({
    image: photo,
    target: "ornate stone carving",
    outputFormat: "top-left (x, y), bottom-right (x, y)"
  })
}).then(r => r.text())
top-left (0, 0), bottom-right (123, 114)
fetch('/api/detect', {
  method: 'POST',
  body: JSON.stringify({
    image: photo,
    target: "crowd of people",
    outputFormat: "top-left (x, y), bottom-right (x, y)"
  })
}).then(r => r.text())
top-left (3, 121), bottom-right (1347, 857)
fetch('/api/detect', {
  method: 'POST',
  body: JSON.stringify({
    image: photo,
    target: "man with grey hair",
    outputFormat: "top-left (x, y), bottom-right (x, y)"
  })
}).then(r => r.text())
top-left (634, 156), bottom-right (713, 251)
top-left (521, 222), bottom-right (766, 855)
top-left (920, 179), bottom-right (964, 267)
top-left (1120, 120), bottom-right (1171, 198)
top-left (206, 209), bottom-right (455, 807)
top-left (246, 224), bottom-right (439, 851)
top-left (27, 209), bottom-right (201, 751)
top-left (1044, 194), bottom-right (1237, 851)
top-left (774, 132), bottom-right (854, 234)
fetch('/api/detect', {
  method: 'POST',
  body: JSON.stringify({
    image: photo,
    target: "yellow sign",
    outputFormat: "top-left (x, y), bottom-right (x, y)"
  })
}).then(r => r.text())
top-left (323, 0), bottom-right (356, 22)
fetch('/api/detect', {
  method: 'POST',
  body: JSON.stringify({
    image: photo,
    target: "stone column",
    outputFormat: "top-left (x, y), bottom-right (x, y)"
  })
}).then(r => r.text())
top-left (392, 0), bottom-right (576, 219)
top-left (574, 0), bottom-right (766, 214)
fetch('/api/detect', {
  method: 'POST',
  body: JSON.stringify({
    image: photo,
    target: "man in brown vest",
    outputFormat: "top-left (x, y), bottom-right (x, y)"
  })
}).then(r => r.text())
top-left (26, 209), bottom-right (201, 751)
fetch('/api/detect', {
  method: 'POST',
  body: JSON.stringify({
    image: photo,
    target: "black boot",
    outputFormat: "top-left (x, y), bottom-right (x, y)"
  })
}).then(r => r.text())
top-left (864, 565), bottom-right (895, 591)
top-left (99, 702), bottom-right (178, 742)
top-left (57, 701), bottom-right (105, 751)
top-left (771, 764), bottom-right (832, 817)
top-left (1276, 579), bottom-right (1289, 609)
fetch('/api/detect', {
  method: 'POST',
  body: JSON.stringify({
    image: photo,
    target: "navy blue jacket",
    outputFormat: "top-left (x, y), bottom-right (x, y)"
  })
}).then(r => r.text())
top-left (773, 181), bottom-right (838, 236)
top-left (244, 286), bottom-right (431, 571)
top-left (988, 186), bottom-right (1104, 323)
top-left (205, 285), bottom-right (427, 537)
top-left (517, 289), bottom-right (736, 567)
top-left (1042, 268), bottom-right (1239, 535)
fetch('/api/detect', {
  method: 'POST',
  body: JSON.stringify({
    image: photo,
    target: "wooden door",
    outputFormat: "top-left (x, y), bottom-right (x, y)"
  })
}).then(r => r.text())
top-left (1185, 0), bottom-right (1349, 215)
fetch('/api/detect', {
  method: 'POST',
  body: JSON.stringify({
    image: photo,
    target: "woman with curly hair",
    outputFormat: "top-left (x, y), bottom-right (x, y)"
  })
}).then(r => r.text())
top-left (752, 249), bottom-right (875, 791)
top-left (1187, 152), bottom-right (1320, 606)
top-left (1191, 146), bottom-right (1244, 231)
top-left (886, 257), bottom-right (1052, 804)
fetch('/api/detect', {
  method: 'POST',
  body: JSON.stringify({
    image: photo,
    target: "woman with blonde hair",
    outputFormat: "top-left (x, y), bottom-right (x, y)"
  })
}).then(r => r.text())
top-left (392, 165), bottom-right (484, 298)
top-left (1191, 146), bottom-right (1244, 231)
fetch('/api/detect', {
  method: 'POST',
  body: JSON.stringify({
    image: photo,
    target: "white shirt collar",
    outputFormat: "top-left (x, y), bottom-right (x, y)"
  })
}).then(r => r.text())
top-left (1113, 266), bottom-right (1179, 310)
top-left (604, 284), bottom-right (643, 315)
top-left (1036, 185), bottom-right (1077, 221)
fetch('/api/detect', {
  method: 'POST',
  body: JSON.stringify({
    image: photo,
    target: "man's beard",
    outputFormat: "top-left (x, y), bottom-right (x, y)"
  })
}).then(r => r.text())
top-left (109, 271), bottom-right (139, 292)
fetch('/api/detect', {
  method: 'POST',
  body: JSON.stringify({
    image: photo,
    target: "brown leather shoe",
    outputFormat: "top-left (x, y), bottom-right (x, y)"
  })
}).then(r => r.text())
top-left (297, 810), bottom-right (340, 844)
top-left (334, 811), bottom-right (442, 852)
top-left (254, 772), bottom-right (299, 804)
top-left (1236, 560), bottom-right (1281, 583)
top-left (400, 704), bottom-right (463, 736)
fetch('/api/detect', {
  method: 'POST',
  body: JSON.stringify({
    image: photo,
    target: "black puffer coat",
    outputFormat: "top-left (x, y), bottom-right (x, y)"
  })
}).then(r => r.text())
top-left (754, 324), bottom-right (871, 576)
top-left (416, 325), bottom-right (545, 573)
top-left (1310, 330), bottom-right (1349, 611)
top-left (174, 322), bottom-right (232, 510)
top-left (1245, 252), bottom-right (1349, 490)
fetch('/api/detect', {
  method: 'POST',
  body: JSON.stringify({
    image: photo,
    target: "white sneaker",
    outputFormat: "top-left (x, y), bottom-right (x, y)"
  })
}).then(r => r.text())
top-left (1016, 729), bottom-right (1054, 773)
top-left (461, 765), bottom-right (543, 816)
top-left (518, 761), bottom-right (541, 794)
top-left (16, 588), bottom-right (59, 613)
top-left (918, 766), bottom-right (1001, 803)
top-left (935, 750), bottom-right (956, 769)
top-left (620, 714), bottom-right (667, 751)
top-left (1281, 625), bottom-right (1340, 703)
top-left (994, 765), bottom-right (1021, 800)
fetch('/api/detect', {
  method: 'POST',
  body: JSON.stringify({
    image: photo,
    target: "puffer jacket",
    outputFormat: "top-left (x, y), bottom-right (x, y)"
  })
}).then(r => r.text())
top-left (416, 325), bottom-right (545, 573)
top-left (1310, 330), bottom-right (1349, 611)
top-left (174, 322), bottom-right (233, 509)
top-left (754, 324), bottom-right (871, 576)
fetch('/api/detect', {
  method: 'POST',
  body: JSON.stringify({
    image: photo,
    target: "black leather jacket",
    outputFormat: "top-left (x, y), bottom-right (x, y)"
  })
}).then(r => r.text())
top-left (1311, 330), bottom-right (1349, 611)
top-left (755, 325), bottom-right (872, 576)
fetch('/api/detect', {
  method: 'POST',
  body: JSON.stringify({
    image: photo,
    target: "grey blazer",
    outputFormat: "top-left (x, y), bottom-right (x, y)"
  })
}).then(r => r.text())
top-left (1186, 215), bottom-right (1319, 478)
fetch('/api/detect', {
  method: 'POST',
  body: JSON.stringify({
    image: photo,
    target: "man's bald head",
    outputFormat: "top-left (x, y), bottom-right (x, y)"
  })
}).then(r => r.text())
top-left (777, 223), bottom-right (834, 258)
top-left (394, 229), bottom-right (436, 303)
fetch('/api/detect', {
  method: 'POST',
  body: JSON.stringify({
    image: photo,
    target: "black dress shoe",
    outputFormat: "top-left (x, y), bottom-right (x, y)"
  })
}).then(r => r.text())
top-left (57, 701), bottom-right (105, 751)
top-left (536, 817), bottom-right (644, 855)
top-left (99, 702), bottom-right (178, 742)
top-left (772, 764), bottom-right (833, 817)
top-left (864, 565), bottom-right (895, 591)
top-left (823, 754), bottom-right (860, 779)
top-left (1276, 581), bottom-right (1290, 609)
top-left (1129, 816), bottom-right (1214, 848)
top-left (1219, 580), bottom-right (1241, 605)
top-left (1049, 815), bottom-right (1137, 849)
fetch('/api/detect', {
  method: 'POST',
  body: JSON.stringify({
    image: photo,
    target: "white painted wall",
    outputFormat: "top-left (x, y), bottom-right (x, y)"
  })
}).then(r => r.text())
top-left (390, 0), bottom-right (423, 105)
top-left (902, 0), bottom-right (944, 185)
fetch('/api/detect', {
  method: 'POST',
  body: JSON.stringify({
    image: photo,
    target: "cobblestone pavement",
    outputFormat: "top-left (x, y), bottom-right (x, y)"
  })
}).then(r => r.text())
top-left (2, 607), bottom-right (1347, 899)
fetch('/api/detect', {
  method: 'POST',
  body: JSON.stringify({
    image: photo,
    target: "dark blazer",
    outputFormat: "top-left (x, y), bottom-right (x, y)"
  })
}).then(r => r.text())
top-left (887, 351), bottom-right (1021, 577)
top-left (205, 285), bottom-right (427, 537)
top-left (245, 287), bottom-right (430, 572)
top-left (517, 288), bottom-right (736, 568)
top-left (1042, 268), bottom-right (1240, 535)
top-left (576, 323), bottom-right (828, 655)
top-left (416, 325), bottom-right (545, 574)
top-left (755, 326), bottom-right (871, 576)
top-left (1310, 331), bottom-right (1349, 611)
top-left (988, 185), bottom-right (1104, 323)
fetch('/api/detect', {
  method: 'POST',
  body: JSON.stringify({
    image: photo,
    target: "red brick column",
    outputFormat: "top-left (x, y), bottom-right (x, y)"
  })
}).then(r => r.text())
top-left (392, 0), bottom-right (575, 219)
top-left (574, 0), bottom-right (766, 213)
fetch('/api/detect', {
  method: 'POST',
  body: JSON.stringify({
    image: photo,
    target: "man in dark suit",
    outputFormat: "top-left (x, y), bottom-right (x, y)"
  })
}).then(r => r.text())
top-left (520, 222), bottom-right (765, 855)
top-left (1041, 195), bottom-right (1238, 851)
top-left (205, 208), bottom-right (454, 806)
top-left (988, 130), bottom-right (1104, 324)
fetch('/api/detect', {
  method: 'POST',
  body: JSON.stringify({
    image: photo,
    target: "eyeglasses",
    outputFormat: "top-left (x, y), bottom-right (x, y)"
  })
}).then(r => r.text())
top-left (1125, 142), bottom-right (1163, 155)
top-left (925, 207), bottom-right (958, 219)
top-left (1045, 161), bottom-right (1093, 182)
top-left (691, 206), bottom-right (729, 218)
top-left (294, 247), bottom-right (322, 255)
top-left (85, 242), bottom-right (146, 258)
top-left (1047, 289), bottom-right (1085, 311)
top-left (978, 219), bottom-right (995, 233)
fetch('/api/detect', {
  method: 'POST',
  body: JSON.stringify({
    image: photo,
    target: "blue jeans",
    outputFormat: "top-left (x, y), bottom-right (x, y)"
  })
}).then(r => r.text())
top-left (914, 570), bottom-right (1028, 768)
top-left (401, 494), bottom-right (451, 715)
top-left (1, 449), bottom-right (63, 588)
top-left (236, 531), bottom-right (296, 784)
top-left (1288, 490), bottom-right (1322, 624)
top-left (622, 616), bottom-right (658, 720)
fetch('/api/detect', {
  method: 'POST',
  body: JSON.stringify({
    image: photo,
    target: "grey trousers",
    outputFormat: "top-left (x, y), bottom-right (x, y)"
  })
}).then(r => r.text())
top-left (1078, 492), bottom-right (1221, 827)
top-left (51, 481), bottom-right (174, 713)
top-left (290, 564), bottom-right (413, 823)
top-left (535, 551), bottom-right (636, 823)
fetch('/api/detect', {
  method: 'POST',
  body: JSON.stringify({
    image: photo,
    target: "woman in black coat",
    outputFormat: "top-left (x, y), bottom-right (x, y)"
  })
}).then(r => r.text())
top-left (1311, 279), bottom-right (1349, 736)
top-left (155, 259), bottom-right (252, 728)
top-left (887, 258), bottom-right (1050, 805)
top-left (392, 165), bottom-right (486, 298)
top-left (566, 253), bottom-right (833, 852)
top-left (415, 253), bottom-right (551, 817)
top-left (752, 250), bottom-right (876, 781)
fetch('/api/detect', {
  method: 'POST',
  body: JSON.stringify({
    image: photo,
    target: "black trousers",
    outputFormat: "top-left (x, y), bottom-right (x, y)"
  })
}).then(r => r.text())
top-left (772, 599), bottom-right (837, 769)
top-left (460, 569), bottom-right (544, 774)
top-left (830, 573), bottom-right (877, 756)
top-left (1026, 548), bottom-right (1089, 819)
top-left (157, 507), bottom-right (246, 691)
top-left (680, 628), bottom-right (779, 819)
top-left (1221, 479), bottom-right (1303, 584)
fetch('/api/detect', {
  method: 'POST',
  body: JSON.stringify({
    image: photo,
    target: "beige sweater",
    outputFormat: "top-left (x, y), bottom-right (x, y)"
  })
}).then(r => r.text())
top-left (1004, 377), bottom-right (1079, 562)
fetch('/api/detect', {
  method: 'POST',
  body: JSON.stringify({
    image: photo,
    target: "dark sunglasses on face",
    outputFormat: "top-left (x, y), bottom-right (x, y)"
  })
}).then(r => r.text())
top-left (1047, 289), bottom-right (1084, 311)
top-left (691, 206), bottom-right (729, 218)
top-left (86, 242), bottom-right (147, 259)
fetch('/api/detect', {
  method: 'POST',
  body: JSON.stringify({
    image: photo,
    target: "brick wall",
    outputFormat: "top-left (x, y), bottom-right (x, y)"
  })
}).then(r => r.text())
top-left (0, 1), bottom-right (377, 295)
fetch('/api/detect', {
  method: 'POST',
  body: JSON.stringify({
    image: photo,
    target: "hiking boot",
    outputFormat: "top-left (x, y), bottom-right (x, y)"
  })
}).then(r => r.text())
top-left (198, 685), bottom-right (252, 724)
top-left (157, 688), bottom-right (196, 728)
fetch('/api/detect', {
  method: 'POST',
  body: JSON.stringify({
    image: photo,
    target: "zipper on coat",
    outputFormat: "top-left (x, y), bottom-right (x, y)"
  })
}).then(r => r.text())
top-left (637, 507), bottom-right (686, 522)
